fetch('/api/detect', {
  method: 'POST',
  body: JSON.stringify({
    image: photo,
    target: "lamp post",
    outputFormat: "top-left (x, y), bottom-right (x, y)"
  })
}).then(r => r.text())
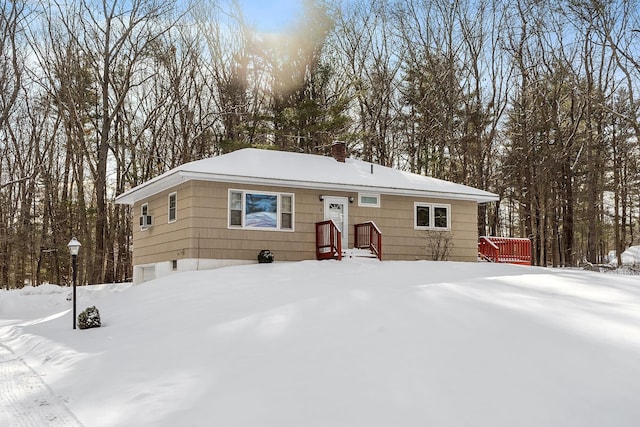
top-left (67, 237), bottom-right (81, 330)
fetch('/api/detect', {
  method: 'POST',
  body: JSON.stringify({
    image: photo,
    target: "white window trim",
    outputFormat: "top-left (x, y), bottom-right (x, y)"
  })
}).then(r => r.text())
top-left (228, 189), bottom-right (295, 232)
top-left (229, 190), bottom-right (243, 228)
top-left (168, 192), bottom-right (177, 224)
top-left (280, 194), bottom-right (294, 231)
top-left (358, 192), bottom-right (380, 208)
top-left (414, 202), bottom-right (451, 231)
top-left (141, 203), bottom-right (149, 231)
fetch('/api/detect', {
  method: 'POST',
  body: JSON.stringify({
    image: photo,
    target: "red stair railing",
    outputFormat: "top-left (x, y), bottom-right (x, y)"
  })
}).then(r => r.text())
top-left (479, 236), bottom-right (531, 265)
top-left (354, 221), bottom-right (382, 260)
top-left (316, 220), bottom-right (342, 260)
top-left (478, 236), bottom-right (499, 262)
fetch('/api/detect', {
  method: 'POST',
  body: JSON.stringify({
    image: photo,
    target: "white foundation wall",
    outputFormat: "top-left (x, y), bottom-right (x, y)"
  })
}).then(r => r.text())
top-left (132, 258), bottom-right (257, 285)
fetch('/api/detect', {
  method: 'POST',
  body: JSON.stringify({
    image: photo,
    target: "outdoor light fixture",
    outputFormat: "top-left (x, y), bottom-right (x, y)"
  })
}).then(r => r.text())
top-left (319, 195), bottom-right (324, 201)
top-left (67, 237), bottom-right (81, 330)
top-left (68, 237), bottom-right (81, 256)
top-left (349, 197), bottom-right (355, 203)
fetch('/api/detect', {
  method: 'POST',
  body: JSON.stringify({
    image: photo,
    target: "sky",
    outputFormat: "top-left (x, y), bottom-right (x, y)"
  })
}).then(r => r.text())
top-left (2, 257), bottom-right (640, 426)
top-left (239, 0), bottom-right (303, 32)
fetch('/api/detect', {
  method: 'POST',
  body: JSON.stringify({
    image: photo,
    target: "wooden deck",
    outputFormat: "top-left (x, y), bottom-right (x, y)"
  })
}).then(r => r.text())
top-left (478, 236), bottom-right (532, 265)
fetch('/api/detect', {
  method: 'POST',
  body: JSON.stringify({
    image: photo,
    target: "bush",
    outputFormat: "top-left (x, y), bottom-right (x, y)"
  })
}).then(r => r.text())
top-left (78, 306), bottom-right (101, 330)
top-left (258, 249), bottom-right (274, 263)
top-left (423, 230), bottom-right (455, 261)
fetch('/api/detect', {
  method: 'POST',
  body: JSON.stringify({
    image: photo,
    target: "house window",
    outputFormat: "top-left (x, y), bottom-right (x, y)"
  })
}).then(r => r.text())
top-left (228, 190), bottom-right (294, 231)
top-left (140, 203), bottom-right (151, 230)
top-left (358, 193), bottom-right (380, 208)
top-left (168, 192), bottom-right (177, 223)
top-left (229, 191), bottom-right (243, 227)
top-left (281, 195), bottom-right (293, 230)
top-left (414, 203), bottom-right (450, 230)
top-left (434, 206), bottom-right (448, 228)
top-left (415, 204), bottom-right (430, 228)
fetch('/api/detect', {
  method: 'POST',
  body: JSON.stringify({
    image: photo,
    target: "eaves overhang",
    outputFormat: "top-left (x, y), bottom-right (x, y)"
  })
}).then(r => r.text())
top-left (115, 170), bottom-right (500, 205)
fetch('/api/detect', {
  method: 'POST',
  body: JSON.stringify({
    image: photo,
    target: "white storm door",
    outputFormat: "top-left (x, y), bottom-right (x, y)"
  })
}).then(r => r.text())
top-left (324, 196), bottom-right (349, 249)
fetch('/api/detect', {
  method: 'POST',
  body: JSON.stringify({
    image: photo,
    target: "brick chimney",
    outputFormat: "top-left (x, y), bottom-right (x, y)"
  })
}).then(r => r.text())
top-left (331, 141), bottom-right (347, 163)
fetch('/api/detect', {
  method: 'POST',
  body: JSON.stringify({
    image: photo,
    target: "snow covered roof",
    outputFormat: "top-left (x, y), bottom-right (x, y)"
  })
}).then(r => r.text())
top-left (115, 148), bottom-right (499, 204)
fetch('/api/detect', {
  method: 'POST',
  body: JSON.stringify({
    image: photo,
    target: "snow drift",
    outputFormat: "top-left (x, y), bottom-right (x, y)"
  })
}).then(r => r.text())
top-left (1, 260), bottom-right (640, 426)
top-left (609, 245), bottom-right (640, 266)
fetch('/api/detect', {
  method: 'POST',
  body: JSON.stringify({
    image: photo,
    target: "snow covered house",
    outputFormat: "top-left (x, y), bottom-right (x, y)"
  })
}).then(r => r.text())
top-left (115, 143), bottom-right (498, 284)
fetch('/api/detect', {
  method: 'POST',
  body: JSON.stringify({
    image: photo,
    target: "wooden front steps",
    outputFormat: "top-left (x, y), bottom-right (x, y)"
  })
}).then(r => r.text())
top-left (316, 221), bottom-right (383, 261)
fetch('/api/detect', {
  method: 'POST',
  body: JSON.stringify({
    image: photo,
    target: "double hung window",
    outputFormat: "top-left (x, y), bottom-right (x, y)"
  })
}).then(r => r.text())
top-left (140, 203), bottom-right (151, 230)
top-left (168, 192), bottom-right (177, 223)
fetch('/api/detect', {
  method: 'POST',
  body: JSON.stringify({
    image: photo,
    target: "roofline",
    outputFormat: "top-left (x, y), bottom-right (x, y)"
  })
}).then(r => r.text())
top-left (115, 171), bottom-right (500, 205)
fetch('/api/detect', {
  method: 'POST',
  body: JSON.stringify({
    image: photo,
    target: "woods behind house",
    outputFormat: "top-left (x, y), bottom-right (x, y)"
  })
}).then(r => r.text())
top-left (2, 0), bottom-right (640, 288)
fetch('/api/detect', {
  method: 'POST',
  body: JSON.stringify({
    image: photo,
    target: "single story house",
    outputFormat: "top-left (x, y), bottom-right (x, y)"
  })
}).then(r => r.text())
top-left (115, 143), bottom-right (499, 284)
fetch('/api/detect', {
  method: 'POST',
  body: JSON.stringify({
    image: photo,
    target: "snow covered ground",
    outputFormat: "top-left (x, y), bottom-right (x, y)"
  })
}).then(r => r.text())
top-left (1, 259), bottom-right (640, 426)
top-left (609, 245), bottom-right (640, 267)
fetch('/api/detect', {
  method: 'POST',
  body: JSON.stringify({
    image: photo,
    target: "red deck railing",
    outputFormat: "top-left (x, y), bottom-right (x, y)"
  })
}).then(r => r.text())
top-left (316, 220), bottom-right (342, 260)
top-left (354, 221), bottom-right (383, 260)
top-left (478, 236), bottom-right (532, 265)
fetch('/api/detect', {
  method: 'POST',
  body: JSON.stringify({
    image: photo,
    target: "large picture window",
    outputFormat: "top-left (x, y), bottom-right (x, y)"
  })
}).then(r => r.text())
top-left (228, 190), bottom-right (294, 231)
top-left (414, 203), bottom-right (450, 230)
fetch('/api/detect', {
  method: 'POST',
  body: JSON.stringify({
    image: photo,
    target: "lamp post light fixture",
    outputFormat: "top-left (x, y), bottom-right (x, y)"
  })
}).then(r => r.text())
top-left (67, 237), bottom-right (81, 330)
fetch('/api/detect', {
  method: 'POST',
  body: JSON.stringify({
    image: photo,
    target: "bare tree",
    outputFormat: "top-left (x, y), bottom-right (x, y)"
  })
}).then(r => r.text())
top-left (0, 0), bottom-right (29, 288)
top-left (0, 0), bottom-right (24, 127)
top-left (32, 0), bottom-right (182, 284)
top-left (332, 0), bottom-right (402, 165)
